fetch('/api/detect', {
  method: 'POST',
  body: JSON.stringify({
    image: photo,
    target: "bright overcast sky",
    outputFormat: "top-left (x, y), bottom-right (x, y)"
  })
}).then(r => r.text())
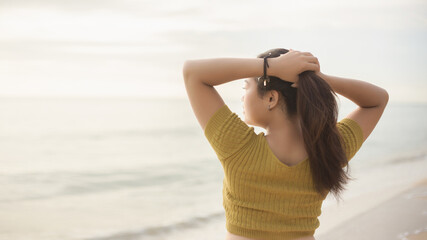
top-left (0, 0), bottom-right (426, 102)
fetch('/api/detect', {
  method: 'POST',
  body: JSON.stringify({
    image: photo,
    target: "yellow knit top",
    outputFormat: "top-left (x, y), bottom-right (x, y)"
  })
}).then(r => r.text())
top-left (204, 104), bottom-right (364, 240)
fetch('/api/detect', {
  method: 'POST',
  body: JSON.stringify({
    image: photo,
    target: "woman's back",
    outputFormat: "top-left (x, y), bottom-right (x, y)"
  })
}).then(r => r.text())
top-left (203, 104), bottom-right (364, 240)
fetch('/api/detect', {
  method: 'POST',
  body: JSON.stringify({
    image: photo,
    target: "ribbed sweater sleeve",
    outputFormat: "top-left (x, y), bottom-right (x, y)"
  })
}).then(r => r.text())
top-left (337, 118), bottom-right (364, 162)
top-left (204, 104), bottom-right (257, 161)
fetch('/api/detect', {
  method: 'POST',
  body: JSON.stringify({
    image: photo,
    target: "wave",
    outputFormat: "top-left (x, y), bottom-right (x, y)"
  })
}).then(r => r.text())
top-left (83, 211), bottom-right (224, 240)
top-left (84, 127), bottom-right (200, 139)
top-left (2, 126), bottom-right (201, 141)
top-left (0, 163), bottom-right (216, 203)
top-left (388, 148), bottom-right (427, 165)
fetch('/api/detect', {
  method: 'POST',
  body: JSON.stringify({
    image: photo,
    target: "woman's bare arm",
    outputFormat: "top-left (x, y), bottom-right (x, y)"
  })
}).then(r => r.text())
top-left (317, 72), bottom-right (389, 142)
top-left (183, 58), bottom-right (264, 86)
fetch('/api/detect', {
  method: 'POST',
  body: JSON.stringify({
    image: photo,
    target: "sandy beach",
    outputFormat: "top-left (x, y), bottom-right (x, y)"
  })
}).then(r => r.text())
top-left (316, 178), bottom-right (427, 240)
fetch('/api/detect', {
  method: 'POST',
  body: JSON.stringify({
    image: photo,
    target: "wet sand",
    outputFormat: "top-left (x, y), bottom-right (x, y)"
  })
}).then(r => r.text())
top-left (316, 178), bottom-right (427, 240)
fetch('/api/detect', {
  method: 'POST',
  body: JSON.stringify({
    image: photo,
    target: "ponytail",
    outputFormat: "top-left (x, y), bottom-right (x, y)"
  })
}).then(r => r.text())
top-left (297, 71), bottom-right (350, 199)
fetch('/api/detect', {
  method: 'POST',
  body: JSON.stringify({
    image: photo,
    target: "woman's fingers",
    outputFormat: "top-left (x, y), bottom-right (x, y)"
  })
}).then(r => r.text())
top-left (304, 55), bottom-right (318, 64)
top-left (281, 49), bottom-right (320, 79)
top-left (302, 52), bottom-right (314, 57)
top-left (290, 50), bottom-right (312, 56)
top-left (300, 54), bottom-right (319, 72)
top-left (304, 62), bottom-right (320, 72)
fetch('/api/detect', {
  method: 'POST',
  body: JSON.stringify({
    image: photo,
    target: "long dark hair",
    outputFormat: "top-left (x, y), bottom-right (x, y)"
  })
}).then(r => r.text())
top-left (256, 48), bottom-right (351, 200)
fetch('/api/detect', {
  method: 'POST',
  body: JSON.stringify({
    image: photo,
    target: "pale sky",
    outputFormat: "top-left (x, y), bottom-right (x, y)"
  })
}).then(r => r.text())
top-left (0, 0), bottom-right (426, 102)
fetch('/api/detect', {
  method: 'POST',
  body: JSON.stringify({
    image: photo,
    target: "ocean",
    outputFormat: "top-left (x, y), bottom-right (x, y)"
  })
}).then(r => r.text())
top-left (0, 96), bottom-right (426, 240)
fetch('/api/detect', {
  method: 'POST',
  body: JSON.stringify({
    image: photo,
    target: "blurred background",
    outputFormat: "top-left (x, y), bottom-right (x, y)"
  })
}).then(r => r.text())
top-left (0, 0), bottom-right (426, 240)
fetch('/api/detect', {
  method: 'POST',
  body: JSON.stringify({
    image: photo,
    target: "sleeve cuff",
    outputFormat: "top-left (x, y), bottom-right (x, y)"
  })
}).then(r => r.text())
top-left (341, 118), bottom-right (364, 146)
top-left (204, 104), bottom-right (231, 139)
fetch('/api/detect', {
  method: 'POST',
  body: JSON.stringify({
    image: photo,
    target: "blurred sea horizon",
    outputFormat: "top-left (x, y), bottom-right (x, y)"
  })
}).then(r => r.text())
top-left (0, 96), bottom-right (426, 240)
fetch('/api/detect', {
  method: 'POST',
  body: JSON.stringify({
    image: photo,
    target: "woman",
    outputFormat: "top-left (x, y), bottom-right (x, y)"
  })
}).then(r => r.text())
top-left (182, 48), bottom-right (388, 240)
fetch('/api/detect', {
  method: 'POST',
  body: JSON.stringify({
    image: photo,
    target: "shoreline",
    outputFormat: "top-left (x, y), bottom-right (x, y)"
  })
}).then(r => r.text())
top-left (316, 178), bottom-right (427, 240)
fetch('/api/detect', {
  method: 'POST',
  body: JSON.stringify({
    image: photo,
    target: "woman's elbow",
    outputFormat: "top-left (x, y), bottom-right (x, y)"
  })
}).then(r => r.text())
top-left (380, 88), bottom-right (389, 107)
top-left (182, 60), bottom-right (195, 83)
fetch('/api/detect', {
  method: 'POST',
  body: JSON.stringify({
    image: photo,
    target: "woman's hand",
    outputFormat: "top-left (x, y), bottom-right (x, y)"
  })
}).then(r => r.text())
top-left (269, 49), bottom-right (320, 87)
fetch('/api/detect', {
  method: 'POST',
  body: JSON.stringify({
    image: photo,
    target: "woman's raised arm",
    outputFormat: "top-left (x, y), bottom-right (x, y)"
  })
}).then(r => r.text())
top-left (317, 72), bottom-right (389, 142)
top-left (182, 52), bottom-right (319, 130)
